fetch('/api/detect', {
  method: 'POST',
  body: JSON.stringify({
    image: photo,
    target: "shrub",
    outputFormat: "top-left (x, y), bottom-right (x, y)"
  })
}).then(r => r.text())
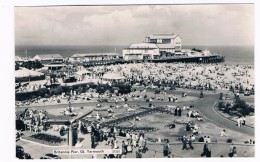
top-left (217, 101), bottom-right (225, 109)
top-left (37, 88), bottom-right (49, 98)
top-left (50, 86), bottom-right (63, 96)
top-left (232, 98), bottom-right (251, 116)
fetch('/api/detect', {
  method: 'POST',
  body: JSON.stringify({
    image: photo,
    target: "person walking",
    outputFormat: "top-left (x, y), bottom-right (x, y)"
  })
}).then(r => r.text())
top-left (232, 147), bottom-right (237, 157)
top-left (188, 137), bottom-right (194, 150)
top-left (136, 146), bottom-right (142, 158)
top-left (242, 116), bottom-right (246, 126)
top-left (163, 140), bottom-right (171, 157)
top-left (201, 141), bottom-right (209, 157)
top-left (237, 117), bottom-right (241, 127)
top-left (182, 136), bottom-right (188, 150)
top-left (91, 134), bottom-right (95, 149)
top-left (121, 141), bottom-right (127, 157)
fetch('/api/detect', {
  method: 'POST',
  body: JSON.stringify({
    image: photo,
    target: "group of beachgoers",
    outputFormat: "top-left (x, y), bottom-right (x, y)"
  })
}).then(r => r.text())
top-left (92, 62), bottom-right (254, 91)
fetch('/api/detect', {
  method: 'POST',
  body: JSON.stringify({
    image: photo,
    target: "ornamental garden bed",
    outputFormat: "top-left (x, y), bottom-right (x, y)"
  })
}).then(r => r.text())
top-left (23, 132), bottom-right (67, 146)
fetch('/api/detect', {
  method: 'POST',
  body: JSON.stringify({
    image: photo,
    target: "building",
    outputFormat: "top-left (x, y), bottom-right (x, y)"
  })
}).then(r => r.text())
top-left (101, 72), bottom-right (126, 85)
top-left (33, 54), bottom-right (64, 64)
top-left (122, 43), bottom-right (160, 61)
top-left (123, 33), bottom-right (182, 60)
top-left (69, 53), bottom-right (119, 63)
top-left (145, 33), bottom-right (182, 52)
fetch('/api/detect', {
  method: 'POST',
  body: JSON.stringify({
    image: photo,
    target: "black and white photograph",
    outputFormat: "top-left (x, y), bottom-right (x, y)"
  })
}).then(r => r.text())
top-left (1, 0), bottom-right (257, 160)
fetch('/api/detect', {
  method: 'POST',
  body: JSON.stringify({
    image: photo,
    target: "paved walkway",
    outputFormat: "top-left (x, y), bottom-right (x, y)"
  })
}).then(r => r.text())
top-left (187, 92), bottom-right (254, 136)
top-left (17, 132), bottom-right (255, 159)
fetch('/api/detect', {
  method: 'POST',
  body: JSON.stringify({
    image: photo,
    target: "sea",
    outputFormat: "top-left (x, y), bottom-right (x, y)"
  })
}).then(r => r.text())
top-left (15, 45), bottom-right (254, 65)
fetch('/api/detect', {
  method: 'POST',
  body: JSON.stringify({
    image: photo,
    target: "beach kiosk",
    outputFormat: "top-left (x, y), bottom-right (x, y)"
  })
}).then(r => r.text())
top-left (102, 72), bottom-right (125, 84)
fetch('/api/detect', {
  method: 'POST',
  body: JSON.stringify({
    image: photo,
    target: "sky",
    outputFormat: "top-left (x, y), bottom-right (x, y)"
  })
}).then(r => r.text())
top-left (15, 4), bottom-right (254, 46)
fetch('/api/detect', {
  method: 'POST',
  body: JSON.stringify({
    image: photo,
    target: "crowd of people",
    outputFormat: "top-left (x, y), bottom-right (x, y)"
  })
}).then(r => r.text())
top-left (16, 62), bottom-right (254, 109)
top-left (79, 122), bottom-right (149, 158)
top-left (16, 108), bottom-right (48, 133)
top-left (92, 62), bottom-right (254, 92)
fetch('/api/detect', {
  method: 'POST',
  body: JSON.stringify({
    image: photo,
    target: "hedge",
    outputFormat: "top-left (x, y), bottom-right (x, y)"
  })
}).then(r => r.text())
top-left (15, 82), bottom-right (132, 101)
top-left (15, 75), bottom-right (46, 83)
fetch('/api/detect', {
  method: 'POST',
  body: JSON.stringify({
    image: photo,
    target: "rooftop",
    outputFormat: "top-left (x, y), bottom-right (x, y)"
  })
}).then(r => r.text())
top-left (34, 54), bottom-right (63, 59)
top-left (147, 33), bottom-right (179, 39)
top-left (71, 53), bottom-right (118, 58)
top-left (156, 44), bottom-right (175, 49)
top-left (127, 43), bottom-right (159, 49)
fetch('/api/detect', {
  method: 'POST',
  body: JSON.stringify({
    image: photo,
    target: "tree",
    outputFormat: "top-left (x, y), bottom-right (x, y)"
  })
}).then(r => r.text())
top-left (223, 102), bottom-right (231, 114)
top-left (232, 98), bottom-right (251, 116)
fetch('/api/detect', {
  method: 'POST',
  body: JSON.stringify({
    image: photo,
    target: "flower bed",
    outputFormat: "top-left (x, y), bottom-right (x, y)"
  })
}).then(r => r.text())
top-left (29, 133), bottom-right (66, 145)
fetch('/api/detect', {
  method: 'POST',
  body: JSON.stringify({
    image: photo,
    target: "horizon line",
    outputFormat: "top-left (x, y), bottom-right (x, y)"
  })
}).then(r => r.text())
top-left (15, 44), bottom-right (254, 47)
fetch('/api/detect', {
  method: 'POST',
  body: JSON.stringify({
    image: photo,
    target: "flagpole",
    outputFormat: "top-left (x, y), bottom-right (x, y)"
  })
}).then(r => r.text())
top-left (25, 49), bottom-right (28, 61)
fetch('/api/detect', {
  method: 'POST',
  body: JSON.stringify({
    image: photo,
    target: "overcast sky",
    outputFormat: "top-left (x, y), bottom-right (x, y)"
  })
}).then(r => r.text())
top-left (15, 4), bottom-right (254, 46)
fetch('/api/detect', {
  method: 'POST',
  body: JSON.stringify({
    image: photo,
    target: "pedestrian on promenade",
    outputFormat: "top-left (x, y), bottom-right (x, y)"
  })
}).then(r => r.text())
top-left (182, 136), bottom-right (188, 150)
top-left (188, 137), bottom-right (194, 150)
top-left (237, 117), bottom-right (241, 127)
top-left (91, 134), bottom-right (95, 149)
top-left (121, 141), bottom-right (127, 157)
top-left (201, 141), bottom-right (209, 157)
top-left (232, 147), bottom-right (237, 157)
top-left (136, 146), bottom-right (142, 158)
top-left (163, 139), bottom-right (171, 157)
top-left (242, 116), bottom-right (246, 126)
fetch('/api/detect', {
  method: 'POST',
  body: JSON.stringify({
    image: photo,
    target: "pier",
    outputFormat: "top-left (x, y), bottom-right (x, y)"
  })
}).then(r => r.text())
top-left (83, 55), bottom-right (225, 67)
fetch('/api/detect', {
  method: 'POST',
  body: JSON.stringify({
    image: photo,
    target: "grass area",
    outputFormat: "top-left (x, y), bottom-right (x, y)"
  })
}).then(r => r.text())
top-left (119, 111), bottom-right (254, 144)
